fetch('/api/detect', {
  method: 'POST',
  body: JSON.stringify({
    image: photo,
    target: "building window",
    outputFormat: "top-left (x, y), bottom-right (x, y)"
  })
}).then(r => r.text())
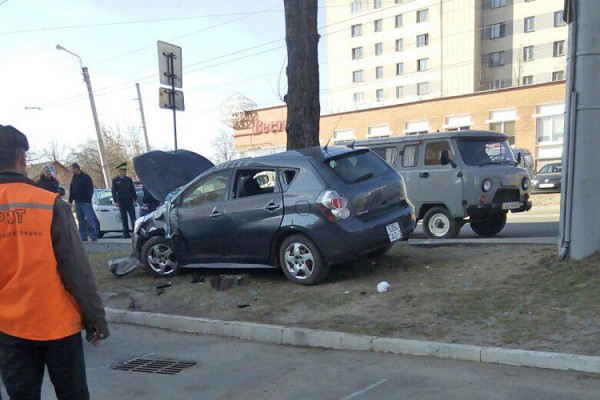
top-left (368, 124), bottom-right (391, 138)
top-left (536, 104), bottom-right (564, 143)
top-left (374, 19), bottom-right (383, 32)
top-left (351, 0), bottom-right (362, 14)
top-left (395, 14), bottom-right (403, 28)
top-left (396, 62), bottom-right (404, 75)
top-left (523, 75), bottom-right (533, 85)
top-left (333, 129), bottom-right (355, 143)
top-left (353, 92), bottom-right (364, 104)
top-left (396, 85), bottom-right (404, 98)
top-left (523, 46), bottom-right (534, 62)
top-left (524, 16), bottom-right (535, 32)
top-left (376, 66), bottom-right (383, 79)
top-left (417, 33), bottom-right (429, 47)
top-left (395, 38), bottom-right (404, 52)
top-left (352, 47), bottom-right (363, 60)
top-left (351, 24), bottom-right (362, 37)
top-left (489, 23), bottom-right (506, 39)
top-left (445, 114), bottom-right (472, 131)
top-left (553, 40), bottom-right (565, 57)
top-left (554, 11), bottom-right (565, 27)
top-left (376, 89), bottom-right (384, 102)
top-left (374, 0), bottom-right (382, 9)
top-left (490, 0), bottom-right (506, 8)
top-left (405, 119), bottom-right (429, 135)
top-left (395, 0), bottom-right (404, 3)
top-left (353, 70), bottom-right (364, 83)
top-left (488, 109), bottom-right (517, 145)
top-left (416, 9), bottom-right (429, 23)
top-left (417, 58), bottom-right (429, 71)
top-left (417, 82), bottom-right (429, 95)
top-left (552, 71), bottom-right (565, 81)
top-left (375, 42), bottom-right (383, 56)
top-left (487, 80), bottom-right (509, 90)
top-left (487, 51), bottom-right (505, 67)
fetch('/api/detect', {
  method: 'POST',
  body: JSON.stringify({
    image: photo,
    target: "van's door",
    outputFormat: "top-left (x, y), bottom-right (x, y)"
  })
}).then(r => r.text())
top-left (398, 142), bottom-right (421, 213)
top-left (419, 140), bottom-right (465, 217)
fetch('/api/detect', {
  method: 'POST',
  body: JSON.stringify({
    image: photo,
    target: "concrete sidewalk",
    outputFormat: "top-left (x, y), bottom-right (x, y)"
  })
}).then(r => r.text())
top-left (105, 308), bottom-right (600, 374)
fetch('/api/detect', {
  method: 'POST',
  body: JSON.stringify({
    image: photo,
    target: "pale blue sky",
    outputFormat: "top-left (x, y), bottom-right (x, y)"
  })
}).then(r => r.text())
top-left (0, 0), bottom-right (327, 158)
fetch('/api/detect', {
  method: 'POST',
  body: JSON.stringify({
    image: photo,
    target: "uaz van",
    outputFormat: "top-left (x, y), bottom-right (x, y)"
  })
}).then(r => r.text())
top-left (350, 131), bottom-right (531, 239)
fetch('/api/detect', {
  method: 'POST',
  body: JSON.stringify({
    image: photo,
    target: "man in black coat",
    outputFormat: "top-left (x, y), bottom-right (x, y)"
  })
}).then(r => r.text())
top-left (36, 165), bottom-right (60, 193)
top-left (68, 163), bottom-right (97, 241)
top-left (111, 162), bottom-right (137, 238)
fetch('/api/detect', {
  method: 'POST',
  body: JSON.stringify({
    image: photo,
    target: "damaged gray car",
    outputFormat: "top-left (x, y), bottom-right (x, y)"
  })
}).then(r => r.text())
top-left (132, 146), bottom-right (416, 285)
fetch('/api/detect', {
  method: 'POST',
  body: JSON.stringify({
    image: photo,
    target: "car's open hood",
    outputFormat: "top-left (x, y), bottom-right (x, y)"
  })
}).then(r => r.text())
top-left (133, 150), bottom-right (214, 201)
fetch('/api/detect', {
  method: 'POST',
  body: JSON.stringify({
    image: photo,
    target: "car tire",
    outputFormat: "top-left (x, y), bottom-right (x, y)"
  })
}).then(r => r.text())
top-left (141, 236), bottom-right (180, 277)
top-left (470, 212), bottom-right (507, 237)
top-left (422, 207), bottom-right (461, 239)
top-left (279, 234), bottom-right (329, 285)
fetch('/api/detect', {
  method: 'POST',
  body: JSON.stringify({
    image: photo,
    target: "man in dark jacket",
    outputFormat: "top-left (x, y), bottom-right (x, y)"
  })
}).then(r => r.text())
top-left (111, 162), bottom-right (137, 238)
top-left (36, 165), bottom-right (60, 193)
top-left (68, 163), bottom-right (97, 241)
top-left (0, 124), bottom-right (109, 399)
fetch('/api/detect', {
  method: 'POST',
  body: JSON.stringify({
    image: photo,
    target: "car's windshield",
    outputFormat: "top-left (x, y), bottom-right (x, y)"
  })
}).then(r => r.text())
top-left (457, 139), bottom-right (516, 166)
top-left (327, 149), bottom-right (391, 184)
top-left (538, 163), bottom-right (562, 174)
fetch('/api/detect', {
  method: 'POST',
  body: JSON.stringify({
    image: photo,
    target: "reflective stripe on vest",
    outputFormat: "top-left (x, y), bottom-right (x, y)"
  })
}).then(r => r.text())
top-left (0, 182), bottom-right (82, 340)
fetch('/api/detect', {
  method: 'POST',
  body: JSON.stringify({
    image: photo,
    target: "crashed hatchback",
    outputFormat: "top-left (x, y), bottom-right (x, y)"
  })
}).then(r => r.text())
top-left (132, 146), bottom-right (416, 285)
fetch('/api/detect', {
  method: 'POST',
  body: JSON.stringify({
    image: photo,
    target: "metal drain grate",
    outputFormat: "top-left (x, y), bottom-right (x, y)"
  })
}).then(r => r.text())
top-left (112, 358), bottom-right (196, 375)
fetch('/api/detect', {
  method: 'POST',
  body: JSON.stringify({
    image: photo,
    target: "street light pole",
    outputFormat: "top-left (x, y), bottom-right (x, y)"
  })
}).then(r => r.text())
top-left (56, 44), bottom-right (111, 189)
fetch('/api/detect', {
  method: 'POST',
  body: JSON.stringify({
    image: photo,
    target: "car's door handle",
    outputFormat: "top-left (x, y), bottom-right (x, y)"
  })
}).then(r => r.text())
top-left (419, 172), bottom-right (430, 178)
top-left (100, 210), bottom-right (110, 212)
top-left (264, 202), bottom-right (281, 212)
top-left (210, 209), bottom-right (223, 219)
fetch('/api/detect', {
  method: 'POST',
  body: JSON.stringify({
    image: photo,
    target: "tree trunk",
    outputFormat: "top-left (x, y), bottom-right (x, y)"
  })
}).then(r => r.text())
top-left (284, 0), bottom-right (321, 150)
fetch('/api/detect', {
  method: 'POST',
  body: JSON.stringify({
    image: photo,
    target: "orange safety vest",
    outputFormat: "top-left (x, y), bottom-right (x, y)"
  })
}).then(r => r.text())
top-left (0, 182), bottom-right (82, 340)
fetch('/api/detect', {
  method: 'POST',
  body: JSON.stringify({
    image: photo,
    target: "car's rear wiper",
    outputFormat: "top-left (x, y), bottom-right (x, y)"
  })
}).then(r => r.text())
top-left (350, 172), bottom-right (374, 183)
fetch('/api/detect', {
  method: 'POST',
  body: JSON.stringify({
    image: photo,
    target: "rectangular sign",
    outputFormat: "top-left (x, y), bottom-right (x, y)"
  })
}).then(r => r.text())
top-left (157, 41), bottom-right (182, 88)
top-left (159, 88), bottom-right (185, 111)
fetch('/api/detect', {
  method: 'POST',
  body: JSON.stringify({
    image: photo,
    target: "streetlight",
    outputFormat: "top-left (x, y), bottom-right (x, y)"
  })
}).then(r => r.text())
top-left (56, 44), bottom-right (111, 188)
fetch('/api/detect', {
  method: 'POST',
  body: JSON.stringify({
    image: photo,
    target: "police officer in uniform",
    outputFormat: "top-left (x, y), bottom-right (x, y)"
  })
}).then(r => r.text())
top-left (111, 162), bottom-right (137, 238)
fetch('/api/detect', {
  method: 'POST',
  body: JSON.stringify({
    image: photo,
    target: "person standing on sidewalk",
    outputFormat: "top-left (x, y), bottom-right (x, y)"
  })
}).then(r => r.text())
top-left (0, 124), bottom-right (109, 399)
top-left (111, 162), bottom-right (137, 238)
top-left (68, 162), bottom-right (97, 242)
top-left (36, 165), bottom-right (60, 194)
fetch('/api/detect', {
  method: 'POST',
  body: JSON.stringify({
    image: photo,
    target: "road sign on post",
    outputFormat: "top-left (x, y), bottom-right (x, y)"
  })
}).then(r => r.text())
top-left (157, 40), bottom-right (183, 149)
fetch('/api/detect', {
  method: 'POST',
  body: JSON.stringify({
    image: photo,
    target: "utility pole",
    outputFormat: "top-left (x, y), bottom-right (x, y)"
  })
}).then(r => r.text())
top-left (56, 44), bottom-right (111, 188)
top-left (135, 83), bottom-right (150, 152)
top-left (560, 0), bottom-right (600, 259)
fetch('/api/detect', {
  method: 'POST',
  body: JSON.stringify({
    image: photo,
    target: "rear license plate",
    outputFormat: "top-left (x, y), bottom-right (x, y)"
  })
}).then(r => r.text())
top-left (538, 183), bottom-right (555, 188)
top-left (502, 201), bottom-right (521, 210)
top-left (386, 222), bottom-right (402, 242)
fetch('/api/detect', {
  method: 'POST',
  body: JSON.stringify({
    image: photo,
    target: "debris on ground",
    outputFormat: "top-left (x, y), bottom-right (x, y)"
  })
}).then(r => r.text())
top-left (377, 281), bottom-right (390, 293)
top-left (210, 274), bottom-right (250, 291)
top-left (107, 257), bottom-right (139, 277)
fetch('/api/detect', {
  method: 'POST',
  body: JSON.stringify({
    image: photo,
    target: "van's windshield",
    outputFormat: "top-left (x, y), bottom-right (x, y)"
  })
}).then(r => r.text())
top-left (457, 139), bottom-right (516, 167)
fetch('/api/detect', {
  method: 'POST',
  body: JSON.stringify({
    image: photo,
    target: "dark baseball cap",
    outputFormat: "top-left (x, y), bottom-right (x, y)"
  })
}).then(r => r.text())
top-left (0, 125), bottom-right (29, 151)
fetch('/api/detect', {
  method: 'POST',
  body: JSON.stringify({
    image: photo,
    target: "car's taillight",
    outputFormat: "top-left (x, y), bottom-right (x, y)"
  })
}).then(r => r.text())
top-left (318, 190), bottom-right (351, 221)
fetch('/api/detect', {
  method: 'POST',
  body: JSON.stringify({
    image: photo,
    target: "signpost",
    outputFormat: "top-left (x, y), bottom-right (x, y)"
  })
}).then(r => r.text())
top-left (157, 41), bottom-right (183, 149)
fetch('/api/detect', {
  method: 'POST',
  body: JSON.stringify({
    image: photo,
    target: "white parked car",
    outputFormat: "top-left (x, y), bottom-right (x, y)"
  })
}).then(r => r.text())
top-left (92, 189), bottom-right (144, 238)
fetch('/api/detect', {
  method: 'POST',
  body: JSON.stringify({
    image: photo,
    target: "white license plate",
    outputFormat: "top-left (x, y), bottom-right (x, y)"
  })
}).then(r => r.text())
top-left (386, 222), bottom-right (402, 242)
top-left (502, 201), bottom-right (521, 210)
top-left (538, 183), bottom-right (555, 188)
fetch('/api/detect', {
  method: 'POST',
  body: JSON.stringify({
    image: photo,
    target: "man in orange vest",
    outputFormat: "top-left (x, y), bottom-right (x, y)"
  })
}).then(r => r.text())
top-left (0, 125), bottom-right (109, 399)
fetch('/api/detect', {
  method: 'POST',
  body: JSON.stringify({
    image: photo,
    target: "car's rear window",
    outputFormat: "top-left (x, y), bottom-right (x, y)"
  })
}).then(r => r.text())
top-left (327, 150), bottom-right (391, 184)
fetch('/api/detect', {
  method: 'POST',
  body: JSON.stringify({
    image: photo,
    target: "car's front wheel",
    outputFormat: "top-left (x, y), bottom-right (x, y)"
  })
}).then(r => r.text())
top-left (141, 236), bottom-right (180, 277)
top-left (470, 212), bottom-right (507, 237)
top-left (279, 234), bottom-right (328, 285)
top-left (422, 207), bottom-right (461, 239)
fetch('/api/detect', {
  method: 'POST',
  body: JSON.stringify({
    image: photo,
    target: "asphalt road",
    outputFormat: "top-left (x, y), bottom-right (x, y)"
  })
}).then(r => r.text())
top-left (7, 323), bottom-right (599, 400)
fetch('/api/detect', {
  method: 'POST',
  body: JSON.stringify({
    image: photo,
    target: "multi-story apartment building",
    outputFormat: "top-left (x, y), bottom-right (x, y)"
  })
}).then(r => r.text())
top-left (324, 0), bottom-right (568, 112)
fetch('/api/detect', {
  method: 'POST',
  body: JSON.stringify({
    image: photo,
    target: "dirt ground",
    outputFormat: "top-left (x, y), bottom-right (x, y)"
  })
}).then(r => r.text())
top-left (91, 205), bottom-right (600, 357)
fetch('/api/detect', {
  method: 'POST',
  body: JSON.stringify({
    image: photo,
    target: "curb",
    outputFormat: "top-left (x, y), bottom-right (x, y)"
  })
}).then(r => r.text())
top-left (105, 308), bottom-right (600, 374)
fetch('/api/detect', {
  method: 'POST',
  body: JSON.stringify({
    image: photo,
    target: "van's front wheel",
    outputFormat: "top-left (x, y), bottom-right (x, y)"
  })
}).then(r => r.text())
top-left (423, 207), bottom-right (461, 239)
top-left (470, 212), bottom-right (507, 237)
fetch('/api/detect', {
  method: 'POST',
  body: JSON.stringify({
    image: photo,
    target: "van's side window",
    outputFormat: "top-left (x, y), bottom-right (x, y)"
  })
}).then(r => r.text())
top-left (402, 145), bottom-right (418, 167)
top-left (425, 141), bottom-right (452, 166)
top-left (371, 147), bottom-right (397, 167)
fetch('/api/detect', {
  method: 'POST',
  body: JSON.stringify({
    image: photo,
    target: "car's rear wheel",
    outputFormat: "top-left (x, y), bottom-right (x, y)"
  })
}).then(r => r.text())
top-left (470, 212), bottom-right (507, 237)
top-left (141, 236), bottom-right (180, 277)
top-left (279, 234), bottom-right (328, 285)
top-left (422, 207), bottom-right (461, 239)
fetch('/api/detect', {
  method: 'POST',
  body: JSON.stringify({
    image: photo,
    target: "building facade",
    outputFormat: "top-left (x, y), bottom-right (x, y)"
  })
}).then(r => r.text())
top-left (323, 0), bottom-right (567, 113)
top-left (233, 82), bottom-right (565, 167)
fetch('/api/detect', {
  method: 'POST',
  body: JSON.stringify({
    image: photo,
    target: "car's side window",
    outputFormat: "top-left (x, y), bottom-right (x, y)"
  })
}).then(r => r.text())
top-left (180, 170), bottom-right (229, 208)
top-left (371, 146), bottom-right (398, 168)
top-left (96, 191), bottom-right (114, 206)
top-left (234, 169), bottom-right (278, 199)
top-left (279, 169), bottom-right (298, 191)
top-left (425, 141), bottom-right (453, 166)
top-left (402, 144), bottom-right (418, 167)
